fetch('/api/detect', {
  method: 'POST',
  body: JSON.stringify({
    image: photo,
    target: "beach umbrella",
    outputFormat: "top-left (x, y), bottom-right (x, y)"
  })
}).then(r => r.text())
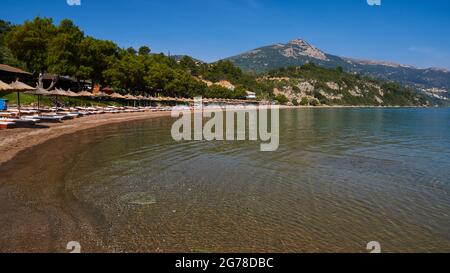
top-left (25, 87), bottom-right (52, 113)
top-left (47, 89), bottom-right (66, 109)
top-left (78, 91), bottom-right (94, 97)
top-left (124, 94), bottom-right (138, 100)
top-left (110, 92), bottom-right (126, 99)
top-left (76, 91), bottom-right (94, 109)
top-left (65, 90), bottom-right (80, 97)
top-left (135, 95), bottom-right (145, 106)
top-left (124, 94), bottom-right (138, 107)
top-left (48, 89), bottom-right (68, 97)
top-left (95, 91), bottom-right (110, 98)
top-left (61, 90), bottom-right (81, 108)
top-left (8, 80), bottom-right (35, 117)
top-left (0, 80), bottom-right (13, 91)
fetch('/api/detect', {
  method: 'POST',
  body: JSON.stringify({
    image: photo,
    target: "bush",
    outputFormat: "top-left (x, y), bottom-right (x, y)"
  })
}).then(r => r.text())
top-left (275, 94), bottom-right (289, 105)
top-left (300, 97), bottom-right (309, 106)
top-left (310, 98), bottom-right (321, 106)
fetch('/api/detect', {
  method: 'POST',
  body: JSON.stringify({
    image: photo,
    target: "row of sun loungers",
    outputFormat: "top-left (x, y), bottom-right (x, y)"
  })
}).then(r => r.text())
top-left (0, 105), bottom-right (174, 130)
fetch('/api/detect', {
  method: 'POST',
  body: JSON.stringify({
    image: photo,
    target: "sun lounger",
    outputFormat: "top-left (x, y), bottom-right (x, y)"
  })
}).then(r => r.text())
top-left (56, 112), bottom-right (80, 118)
top-left (1, 118), bottom-right (36, 128)
top-left (31, 116), bottom-right (63, 123)
top-left (0, 121), bottom-right (16, 130)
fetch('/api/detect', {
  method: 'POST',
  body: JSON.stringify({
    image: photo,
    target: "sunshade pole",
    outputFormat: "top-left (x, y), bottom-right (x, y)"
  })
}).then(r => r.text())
top-left (37, 94), bottom-right (40, 114)
top-left (17, 91), bottom-right (21, 118)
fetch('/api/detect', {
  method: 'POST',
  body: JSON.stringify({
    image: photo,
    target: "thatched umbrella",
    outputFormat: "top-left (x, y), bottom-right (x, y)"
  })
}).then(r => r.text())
top-left (135, 95), bottom-right (146, 107)
top-left (78, 91), bottom-right (94, 97)
top-left (25, 87), bottom-right (52, 113)
top-left (0, 80), bottom-right (13, 91)
top-left (47, 89), bottom-right (70, 109)
top-left (9, 80), bottom-right (36, 117)
top-left (65, 90), bottom-right (80, 97)
top-left (110, 92), bottom-right (125, 99)
top-left (73, 91), bottom-right (93, 109)
top-left (63, 90), bottom-right (81, 108)
top-left (48, 89), bottom-right (68, 96)
top-left (95, 92), bottom-right (110, 98)
top-left (124, 94), bottom-right (138, 100)
top-left (124, 94), bottom-right (138, 107)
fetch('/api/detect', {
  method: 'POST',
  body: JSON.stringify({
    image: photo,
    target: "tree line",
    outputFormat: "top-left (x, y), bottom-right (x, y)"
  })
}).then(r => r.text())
top-left (0, 17), bottom-right (260, 99)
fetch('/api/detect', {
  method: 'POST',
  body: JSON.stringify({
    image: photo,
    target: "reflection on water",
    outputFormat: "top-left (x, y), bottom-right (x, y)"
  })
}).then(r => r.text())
top-left (1, 108), bottom-right (449, 252)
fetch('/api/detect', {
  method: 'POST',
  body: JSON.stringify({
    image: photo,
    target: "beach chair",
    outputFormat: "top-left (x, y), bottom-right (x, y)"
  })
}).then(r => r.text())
top-left (0, 121), bottom-right (16, 130)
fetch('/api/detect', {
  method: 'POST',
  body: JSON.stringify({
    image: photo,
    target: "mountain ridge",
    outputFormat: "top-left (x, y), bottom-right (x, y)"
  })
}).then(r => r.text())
top-left (223, 38), bottom-right (450, 100)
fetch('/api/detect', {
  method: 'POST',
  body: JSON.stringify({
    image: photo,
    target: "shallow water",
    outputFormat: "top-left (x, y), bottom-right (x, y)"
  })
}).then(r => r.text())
top-left (1, 108), bottom-right (449, 252)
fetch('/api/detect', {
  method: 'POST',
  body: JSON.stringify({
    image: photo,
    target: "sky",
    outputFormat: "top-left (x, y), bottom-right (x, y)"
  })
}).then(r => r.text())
top-left (1, 0), bottom-right (450, 69)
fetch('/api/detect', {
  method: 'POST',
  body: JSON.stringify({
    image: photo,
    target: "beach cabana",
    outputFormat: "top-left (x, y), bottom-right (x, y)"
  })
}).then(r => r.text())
top-left (8, 80), bottom-right (36, 117)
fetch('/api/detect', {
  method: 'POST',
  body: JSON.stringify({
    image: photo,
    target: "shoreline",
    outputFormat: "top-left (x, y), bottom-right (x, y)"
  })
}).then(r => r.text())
top-left (0, 105), bottom-right (444, 166)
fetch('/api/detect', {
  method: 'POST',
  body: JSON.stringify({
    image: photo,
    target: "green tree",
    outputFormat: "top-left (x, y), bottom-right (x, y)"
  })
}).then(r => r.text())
top-left (138, 46), bottom-right (151, 56)
top-left (275, 94), bottom-right (289, 105)
top-left (79, 37), bottom-right (118, 85)
top-left (6, 17), bottom-right (57, 73)
top-left (126, 47), bottom-right (137, 55)
top-left (206, 85), bottom-right (233, 99)
top-left (179, 56), bottom-right (199, 76)
top-left (46, 19), bottom-right (84, 78)
top-left (0, 20), bottom-right (25, 68)
top-left (104, 50), bottom-right (147, 91)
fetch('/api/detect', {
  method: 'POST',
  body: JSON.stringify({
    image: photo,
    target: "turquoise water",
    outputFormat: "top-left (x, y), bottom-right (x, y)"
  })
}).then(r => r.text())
top-left (0, 108), bottom-right (449, 252)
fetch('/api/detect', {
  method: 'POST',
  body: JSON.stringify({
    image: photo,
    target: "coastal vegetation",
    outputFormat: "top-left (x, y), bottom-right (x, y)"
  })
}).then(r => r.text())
top-left (0, 17), bottom-right (431, 106)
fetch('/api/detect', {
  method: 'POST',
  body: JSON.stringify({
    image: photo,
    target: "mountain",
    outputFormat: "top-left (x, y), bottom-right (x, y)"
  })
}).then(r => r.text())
top-left (224, 39), bottom-right (450, 100)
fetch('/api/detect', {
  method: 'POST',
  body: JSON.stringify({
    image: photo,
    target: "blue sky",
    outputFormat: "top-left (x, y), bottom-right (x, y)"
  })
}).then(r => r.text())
top-left (1, 0), bottom-right (450, 69)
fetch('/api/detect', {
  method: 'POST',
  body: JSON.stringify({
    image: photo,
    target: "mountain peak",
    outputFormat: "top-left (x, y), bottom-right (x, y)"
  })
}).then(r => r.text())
top-left (281, 38), bottom-right (327, 61)
top-left (288, 38), bottom-right (309, 46)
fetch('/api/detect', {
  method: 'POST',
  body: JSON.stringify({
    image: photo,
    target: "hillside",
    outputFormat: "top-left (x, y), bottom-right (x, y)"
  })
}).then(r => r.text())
top-left (225, 39), bottom-right (450, 101)
top-left (259, 64), bottom-right (431, 107)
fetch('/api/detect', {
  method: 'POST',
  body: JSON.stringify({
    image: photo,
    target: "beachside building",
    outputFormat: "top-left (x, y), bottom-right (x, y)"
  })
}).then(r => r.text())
top-left (0, 64), bottom-right (34, 85)
top-left (41, 73), bottom-right (85, 91)
top-left (246, 91), bottom-right (256, 100)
